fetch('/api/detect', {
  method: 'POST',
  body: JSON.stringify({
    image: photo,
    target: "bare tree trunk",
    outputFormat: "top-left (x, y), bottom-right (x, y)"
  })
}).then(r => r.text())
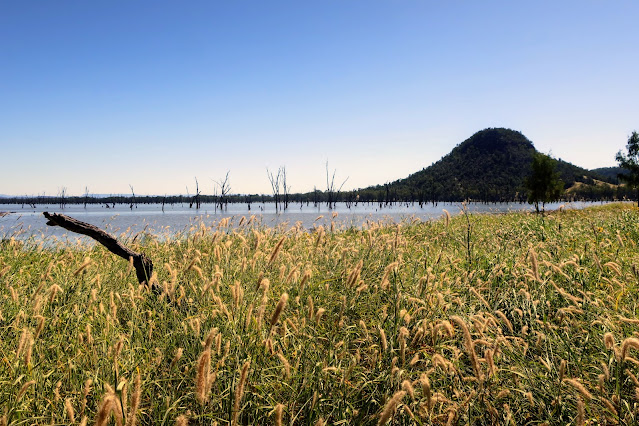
top-left (281, 167), bottom-right (289, 210)
top-left (129, 184), bottom-right (137, 210)
top-left (215, 171), bottom-right (231, 211)
top-left (267, 168), bottom-right (281, 213)
top-left (194, 178), bottom-right (201, 209)
top-left (43, 212), bottom-right (159, 293)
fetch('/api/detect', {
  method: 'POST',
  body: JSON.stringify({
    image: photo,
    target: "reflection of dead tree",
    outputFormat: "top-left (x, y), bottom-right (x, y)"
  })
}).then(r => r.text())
top-left (59, 187), bottom-right (67, 209)
top-left (214, 171), bottom-right (231, 211)
top-left (129, 185), bottom-right (137, 210)
top-left (195, 178), bottom-right (201, 209)
top-left (84, 187), bottom-right (90, 209)
top-left (211, 183), bottom-right (218, 212)
top-left (43, 212), bottom-right (159, 294)
top-left (189, 178), bottom-right (202, 209)
top-left (313, 186), bottom-right (319, 207)
top-left (326, 162), bottom-right (348, 209)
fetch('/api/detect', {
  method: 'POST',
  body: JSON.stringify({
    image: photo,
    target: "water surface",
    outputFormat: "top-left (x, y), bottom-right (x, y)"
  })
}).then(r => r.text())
top-left (0, 201), bottom-right (612, 243)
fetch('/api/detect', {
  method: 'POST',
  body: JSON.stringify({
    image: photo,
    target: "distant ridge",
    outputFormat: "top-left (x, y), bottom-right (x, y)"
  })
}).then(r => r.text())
top-left (366, 128), bottom-right (616, 202)
top-left (590, 167), bottom-right (627, 185)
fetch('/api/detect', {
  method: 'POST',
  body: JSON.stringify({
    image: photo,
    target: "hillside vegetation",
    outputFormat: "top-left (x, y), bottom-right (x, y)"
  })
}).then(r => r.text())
top-left (2, 204), bottom-right (639, 424)
top-left (361, 128), bottom-right (620, 203)
top-left (591, 167), bottom-right (628, 185)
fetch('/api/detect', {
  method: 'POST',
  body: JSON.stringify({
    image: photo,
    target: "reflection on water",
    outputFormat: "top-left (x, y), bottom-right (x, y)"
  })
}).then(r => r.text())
top-left (0, 201), bottom-right (615, 244)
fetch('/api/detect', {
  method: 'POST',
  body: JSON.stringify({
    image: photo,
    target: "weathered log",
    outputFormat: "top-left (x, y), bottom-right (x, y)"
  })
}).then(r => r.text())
top-left (43, 212), bottom-right (158, 292)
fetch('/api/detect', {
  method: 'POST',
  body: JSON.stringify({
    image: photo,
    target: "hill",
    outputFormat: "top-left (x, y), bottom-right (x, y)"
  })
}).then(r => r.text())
top-left (591, 167), bottom-right (627, 185)
top-left (360, 128), bottom-right (618, 203)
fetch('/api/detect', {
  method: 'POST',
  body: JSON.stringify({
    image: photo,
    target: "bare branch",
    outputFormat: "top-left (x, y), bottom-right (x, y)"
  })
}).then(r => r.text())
top-left (43, 212), bottom-right (158, 293)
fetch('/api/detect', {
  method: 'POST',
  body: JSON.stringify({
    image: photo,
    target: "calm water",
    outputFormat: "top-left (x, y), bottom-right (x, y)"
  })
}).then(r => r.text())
top-left (0, 201), bottom-right (612, 243)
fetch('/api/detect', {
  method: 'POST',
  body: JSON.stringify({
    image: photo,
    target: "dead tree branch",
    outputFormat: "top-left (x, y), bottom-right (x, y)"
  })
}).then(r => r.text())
top-left (43, 212), bottom-right (158, 292)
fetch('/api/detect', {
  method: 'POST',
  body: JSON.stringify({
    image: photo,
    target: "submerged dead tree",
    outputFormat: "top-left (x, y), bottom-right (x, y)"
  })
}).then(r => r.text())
top-left (43, 212), bottom-right (159, 293)
top-left (267, 167), bottom-right (282, 212)
top-left (325, 162), bottom-right (348, 209)
top-left (190, 177), bottom-right (201, 209)
top-left (214, 171), bottom-right (231, 211)
top-left (129, 184), bottom-right (137, 210)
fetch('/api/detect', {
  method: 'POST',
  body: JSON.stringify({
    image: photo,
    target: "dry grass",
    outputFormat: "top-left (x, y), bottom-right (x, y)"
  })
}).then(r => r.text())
top-left (2, 203), bottom-right (639, 424)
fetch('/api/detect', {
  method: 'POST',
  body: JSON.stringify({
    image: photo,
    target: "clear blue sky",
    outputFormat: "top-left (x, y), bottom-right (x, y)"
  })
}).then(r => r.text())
top-left (1, 1), bottom-right (638, 196)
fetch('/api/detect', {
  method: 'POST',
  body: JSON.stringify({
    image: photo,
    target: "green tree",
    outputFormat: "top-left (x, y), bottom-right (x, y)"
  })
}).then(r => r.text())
top-left (615, 131), bottom-right (639, 207)
top-left (525, 152), bottom-right (564, 213)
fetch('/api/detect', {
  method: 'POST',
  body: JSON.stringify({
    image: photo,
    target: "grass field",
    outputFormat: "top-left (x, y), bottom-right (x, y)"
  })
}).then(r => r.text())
top-left (2, 203), bottom-right (639, 425)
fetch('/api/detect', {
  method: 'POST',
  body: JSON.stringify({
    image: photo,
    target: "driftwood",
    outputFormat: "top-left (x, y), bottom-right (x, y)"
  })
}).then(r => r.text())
top-left (43, 212), bottom-right (158, 292)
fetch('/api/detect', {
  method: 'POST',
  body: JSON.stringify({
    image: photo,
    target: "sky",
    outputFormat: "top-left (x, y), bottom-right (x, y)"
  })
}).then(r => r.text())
top-left (1, 1), bottom-right (638, 196)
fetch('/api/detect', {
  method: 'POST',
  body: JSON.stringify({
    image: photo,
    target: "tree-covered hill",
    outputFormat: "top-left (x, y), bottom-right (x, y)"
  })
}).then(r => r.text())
top-left (363, 128), bottom-right (617, 202)
top-left (590, 167), bottom-right (627, 185)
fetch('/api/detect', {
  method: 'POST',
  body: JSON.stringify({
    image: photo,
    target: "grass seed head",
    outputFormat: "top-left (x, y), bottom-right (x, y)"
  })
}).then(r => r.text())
top-left (621, 337), bottom-right (639, 360)
top-left (529, 248), bottom-right (540, 282)
top-left (378, 326), bottom-right (388, 353)
top-left (64, 398), bottom-right (75, 423)
top-left (270, 293), bottom-right (289, 327)
top-left (277, 352), bottom-right (292, 380)
top-left (17, 380), bottom-right (35, 401)
top-left (563, 378), bottom-right (593, 401)
top-left (274, 403), bottom-right (284, 426)
top-left (125, 372), bottom-right (141, 426)
top-left (81, 379), bottom-right (92, 415)
top-left (268, 236), bottom-right (286, 266)
top-left (603, 332), bottom-right (615, 350)
top-left (232, 360), bottom-right (251, 425)
top-left (401, 380), bottom-right (415, 399)
top-left (576, 396), bottom-right (585, 426)
top-left (442, 209), bottom-right (451, 227)
top-left (378, 390), bottom-right (406, 425)
top-left (195, 349), bottom-right (211, 404)
top-left (95, 391), bottom-right (123, 426)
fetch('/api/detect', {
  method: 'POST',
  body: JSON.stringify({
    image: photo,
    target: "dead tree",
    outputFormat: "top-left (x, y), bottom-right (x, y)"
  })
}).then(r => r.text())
top-left (267, 168), bottom-right (282, 212)
top-left (84, 186), bottom-right (90, 209)
top-left (59, 187), bottom-right (67, 209)
top-left (326, 162), bottom-right (348, 209)
top-left (43, 212), bottom-right (159, 293)
top-left (129, 184), bottom-right (137, 210)
top-left (190, 178), bottom-right (201, 209)
top-left (281, 167), bottom-right (290, 210)
top-left (214, 171), bottom-right (231, 211)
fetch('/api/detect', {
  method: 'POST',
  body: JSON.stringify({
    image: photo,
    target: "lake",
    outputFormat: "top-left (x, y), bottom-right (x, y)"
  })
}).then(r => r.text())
top-left (0, 200), bottom-right (613, 243)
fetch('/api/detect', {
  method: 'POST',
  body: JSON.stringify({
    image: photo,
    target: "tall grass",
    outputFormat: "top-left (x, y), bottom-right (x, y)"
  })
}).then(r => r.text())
top-left (1, 203), bottom-right (639, 424)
